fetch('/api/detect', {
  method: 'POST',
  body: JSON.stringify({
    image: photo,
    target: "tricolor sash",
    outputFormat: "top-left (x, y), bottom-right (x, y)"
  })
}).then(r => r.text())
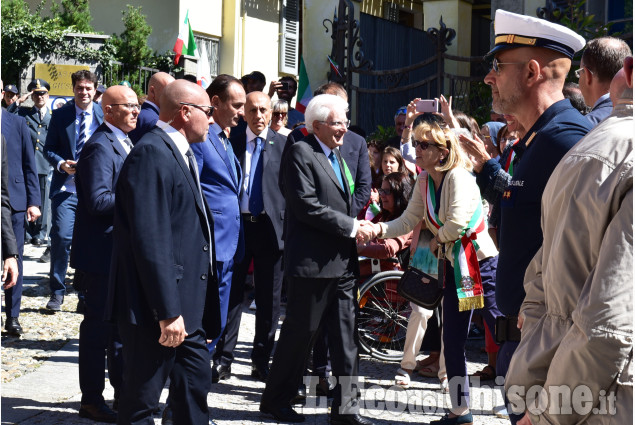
top-left (424, 174), bottom-right (486, 311)
top-left (503, 139), bottom-right (519, 175)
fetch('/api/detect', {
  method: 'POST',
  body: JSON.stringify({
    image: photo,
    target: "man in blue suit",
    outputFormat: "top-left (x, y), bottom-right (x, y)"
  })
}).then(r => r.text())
top-left (215, 91), bottom-right (286, 383)
top-left (191, 75), bottom-right (244, 376)
top-left (13, 79), bottom-right (53, 247)
top-left (106, 79), bottom-right (220, 425)
top-left (1, 100), bottom-right (41, 336)
top-left (71, 85), bottom-right (138, 422)
top-left (44, 70), bottom-right (103, 311)
top-left (128, 72), bottom-right (174, 144)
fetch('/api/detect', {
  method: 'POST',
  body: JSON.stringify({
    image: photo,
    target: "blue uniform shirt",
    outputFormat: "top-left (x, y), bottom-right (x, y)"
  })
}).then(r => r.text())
top-left (495, 99), bottom-right (592, 316)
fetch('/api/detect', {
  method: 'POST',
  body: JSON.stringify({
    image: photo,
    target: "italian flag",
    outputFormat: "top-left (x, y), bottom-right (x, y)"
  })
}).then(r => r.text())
top-left (295, 57), bottom-right (312, 113)
top-left (173, 11), bottom-right (198, 65)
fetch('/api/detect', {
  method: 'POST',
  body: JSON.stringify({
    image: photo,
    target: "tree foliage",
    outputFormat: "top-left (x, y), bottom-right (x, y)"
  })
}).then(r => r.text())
top-left (110, 5), bottom-right (153, 69)
top-left (51, 0), bottom-right (93, 33)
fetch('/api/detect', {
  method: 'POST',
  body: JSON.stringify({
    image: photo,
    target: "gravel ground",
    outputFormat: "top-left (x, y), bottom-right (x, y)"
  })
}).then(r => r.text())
top-left (1, 244), bottom-right (510, 424)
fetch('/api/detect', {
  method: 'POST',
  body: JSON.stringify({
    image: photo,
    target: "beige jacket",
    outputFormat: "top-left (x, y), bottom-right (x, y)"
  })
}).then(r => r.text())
top-left (506, 100), bottom-right (633, 424)
top-left (379, 167), bottom-right (498, 265)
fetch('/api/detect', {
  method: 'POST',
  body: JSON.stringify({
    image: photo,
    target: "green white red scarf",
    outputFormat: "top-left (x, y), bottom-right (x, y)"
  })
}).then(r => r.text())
top-left (503, 139), bottom-right (519, 175)
top-left (425, 174), bottom-right (486, 311)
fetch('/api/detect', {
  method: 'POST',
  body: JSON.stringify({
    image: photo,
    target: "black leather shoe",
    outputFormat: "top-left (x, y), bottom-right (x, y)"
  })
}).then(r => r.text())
top-left (38, 247), bottom-right (50, 263)
top-left (291, 385), bottom-right (306, 405)
top-left (316, 376), bottom-right (330, 397)
top-left (212, 364), bottom-right (231, 382)
top-left (5, 317), bottom-right (23, 336)
top-left (251, 363), bottom-right (269, 382)
top-left (45, 294), bottom-right (64, 311)
top-left (78, 403), bottom-right (117, 423)
top-left (161, 405), bottom-right (173, 425)
top-left (259, 404), bottom-right (305, 423)
top-left (330, 413), bottom-right (375, 425)
top-left (31, 238), bottom-right (44, 246)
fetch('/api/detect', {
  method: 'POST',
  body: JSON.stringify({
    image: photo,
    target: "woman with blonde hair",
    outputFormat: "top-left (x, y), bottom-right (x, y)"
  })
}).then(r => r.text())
top-left (269, 99), bottom-right (291, 136)
top-left (360, 117), bottom-right (502, 425)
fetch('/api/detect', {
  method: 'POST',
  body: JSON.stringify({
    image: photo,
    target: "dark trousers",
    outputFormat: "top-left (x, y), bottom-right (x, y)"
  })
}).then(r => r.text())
top-left (213, 217), bottom-right (283, 368)
top-left (26, 173), bottom-right (51, 242)
top-left (5, 210), bottom-right (25, 318)
top-left (78, 271), bottom-right (123, 405)
top-left (117, 322), bottom-right (211, 425)
top-left (261, 275), bottom-right (359, 414)
top-left (497, 340), bottom-right (524, 424)
top-left (49, 191), bottom-right (77, 295)
top-left (442, 256), bottom-right (501, 411)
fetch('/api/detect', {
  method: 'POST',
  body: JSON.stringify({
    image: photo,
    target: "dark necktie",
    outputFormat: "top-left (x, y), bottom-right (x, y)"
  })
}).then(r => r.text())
top-left (219, 131), bottom-right (238, 183)
top-left (328, 151), bottom-right (345, 190)
top-left (248, 137), bottom-right (264, 215)
top-left (76, 111), bottom-right (87, 157)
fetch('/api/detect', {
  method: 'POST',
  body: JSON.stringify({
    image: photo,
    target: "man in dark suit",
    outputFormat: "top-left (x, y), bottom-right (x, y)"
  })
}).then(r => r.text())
top-left (214, 91), bottom-right (286, 382)
top-left (43, 70), bottom-right (103, 311)
top-left (578, 36), bottom-right (631, 126)
top-left (260, 95), bottom-right (373, 425)
top-left (128, 72), bottom-right (174, 144)
top-left (106, 80), bottom-right (220, 424)
top-left (71, 86), bottom-right (138, 422)
top-left (283, 82), bottom-right (371, 217)
top-left (1, 99), bottom-right (41, 336)
top-left (191, 75), bottom-right (244, 379)
top-left (13, 79), bottom-right (53, 248)
top-left (1, 135), bottom-right (19, 293)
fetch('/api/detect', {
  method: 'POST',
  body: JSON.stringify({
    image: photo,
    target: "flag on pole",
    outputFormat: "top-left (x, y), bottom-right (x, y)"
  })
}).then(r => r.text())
top-left (173, 11), bottom-right (197, 65)
top-left (197, 43), bottom-right (212, 89)
top-left (327, 55), bottom-right (342, 78)
top-left (295, 57), bottom-right (312, 113)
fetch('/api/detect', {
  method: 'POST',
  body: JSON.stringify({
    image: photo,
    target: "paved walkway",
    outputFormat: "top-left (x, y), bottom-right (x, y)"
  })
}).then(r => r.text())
top-left (1, 247), bottom-right (509, 424)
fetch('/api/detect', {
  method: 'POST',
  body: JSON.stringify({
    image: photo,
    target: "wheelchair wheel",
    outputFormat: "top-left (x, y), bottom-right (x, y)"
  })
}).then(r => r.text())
top-left (357, 270), bottom-right (410, 362)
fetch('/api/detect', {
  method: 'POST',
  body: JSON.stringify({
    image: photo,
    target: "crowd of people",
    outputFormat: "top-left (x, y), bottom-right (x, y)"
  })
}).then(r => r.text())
top-left (0, 8), bottom-right (632, 425)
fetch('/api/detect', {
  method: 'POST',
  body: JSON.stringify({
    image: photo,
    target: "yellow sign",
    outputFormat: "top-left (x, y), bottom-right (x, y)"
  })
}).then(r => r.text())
top-left (34, 63), bottom-right (90, 96)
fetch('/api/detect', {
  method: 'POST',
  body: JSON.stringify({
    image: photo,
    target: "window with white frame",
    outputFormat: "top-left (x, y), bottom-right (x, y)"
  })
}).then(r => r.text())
top-left (194, 35), bottom-right (220, 78)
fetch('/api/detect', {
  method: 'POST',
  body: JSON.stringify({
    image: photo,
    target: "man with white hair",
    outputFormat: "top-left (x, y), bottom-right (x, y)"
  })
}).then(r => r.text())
top-left (260, 95), bottom-right (373, 425)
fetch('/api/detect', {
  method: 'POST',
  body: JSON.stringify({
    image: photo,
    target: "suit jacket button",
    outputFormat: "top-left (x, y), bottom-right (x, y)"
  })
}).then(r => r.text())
top-left (200, 274), bottom-right (207, 280)
top-left (203, 245), bottom-right (209, 252)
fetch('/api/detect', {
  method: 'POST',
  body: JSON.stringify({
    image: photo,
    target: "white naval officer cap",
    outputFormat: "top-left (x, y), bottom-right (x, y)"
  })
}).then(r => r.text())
top-left (485, 9), bottom-right (586, 61)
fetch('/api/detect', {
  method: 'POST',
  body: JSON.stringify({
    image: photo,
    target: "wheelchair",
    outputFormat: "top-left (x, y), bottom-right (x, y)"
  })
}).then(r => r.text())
top-left (356, 256), bottom-right (410, 362)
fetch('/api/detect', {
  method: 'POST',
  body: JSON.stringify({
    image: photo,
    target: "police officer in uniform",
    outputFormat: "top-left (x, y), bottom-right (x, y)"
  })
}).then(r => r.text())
top-left (478, 10), bottom-right (593, 424)
top-left (14, 79), bottom-right (53, 247)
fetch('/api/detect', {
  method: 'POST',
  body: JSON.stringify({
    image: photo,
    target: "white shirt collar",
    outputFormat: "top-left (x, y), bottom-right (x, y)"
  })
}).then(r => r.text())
top-left (104, 121), bottom-right (127, 141)
top-left (75, 102), bottom-right (93, 116)
top-left (246, 126), bottom-right (269, 144)
top-left (156, 119), bottom-right (191, 167)
top-left (314, 135), bottom-right (336, 157)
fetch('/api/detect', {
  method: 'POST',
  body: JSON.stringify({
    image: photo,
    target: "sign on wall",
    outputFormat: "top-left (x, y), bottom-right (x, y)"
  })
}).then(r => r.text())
top-left (35, 63), bottom-right (89, 96)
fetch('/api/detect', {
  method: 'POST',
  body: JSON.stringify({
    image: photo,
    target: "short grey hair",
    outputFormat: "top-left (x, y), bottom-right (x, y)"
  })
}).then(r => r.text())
top-left (304, 94), bottom-right (349, 133)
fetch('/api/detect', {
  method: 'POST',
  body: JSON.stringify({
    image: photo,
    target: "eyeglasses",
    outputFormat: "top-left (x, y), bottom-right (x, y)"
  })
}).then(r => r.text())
top-left (318, 120), bottom-right (350, 129)
top-left (378, 188), bottom-right (392, 196)
top-left (574, 67), bottom-right (594, 79)
top-left (273, 112), bottom-right (287, 118)
top-left (180, 102), bottom-right (214, 117)
top-left (491, 58), bottom-right (526, 74)
top-left (111, 103), bottom-right (141, 111)
top-left (413, 140), bottom-right (443, 150)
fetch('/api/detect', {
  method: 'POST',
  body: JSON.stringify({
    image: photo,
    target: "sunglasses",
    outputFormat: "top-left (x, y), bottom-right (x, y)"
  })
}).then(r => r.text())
top-left (273, 112), bottom-right (287, 118)
top-left (413, 140), bottom-right (443, 150)
top-left (378, 188), bottom-right (392, 196)
top-left (180, 102), bottom-right (214, 117)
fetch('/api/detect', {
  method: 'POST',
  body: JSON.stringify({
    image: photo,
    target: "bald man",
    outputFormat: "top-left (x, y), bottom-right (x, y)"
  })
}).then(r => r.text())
top-left (128, 71), bottom-right (175, 144)
top-left (106, 80), bottom-right (220, 424)
top-left (213, 91), bottom-right (286, 382)
top-left (71, 85), bottom-right (138, 422)
top-left (481, 11), bottom-right (593, 425)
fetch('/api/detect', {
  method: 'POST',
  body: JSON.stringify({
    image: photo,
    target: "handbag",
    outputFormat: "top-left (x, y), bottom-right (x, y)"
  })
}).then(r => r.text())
top-left (397, 236), bottom-right (445, 309)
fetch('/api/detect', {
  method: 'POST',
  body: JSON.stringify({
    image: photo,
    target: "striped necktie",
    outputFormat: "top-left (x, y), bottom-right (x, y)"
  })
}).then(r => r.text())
top-left (76, 111), bottom-right (87, 157)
